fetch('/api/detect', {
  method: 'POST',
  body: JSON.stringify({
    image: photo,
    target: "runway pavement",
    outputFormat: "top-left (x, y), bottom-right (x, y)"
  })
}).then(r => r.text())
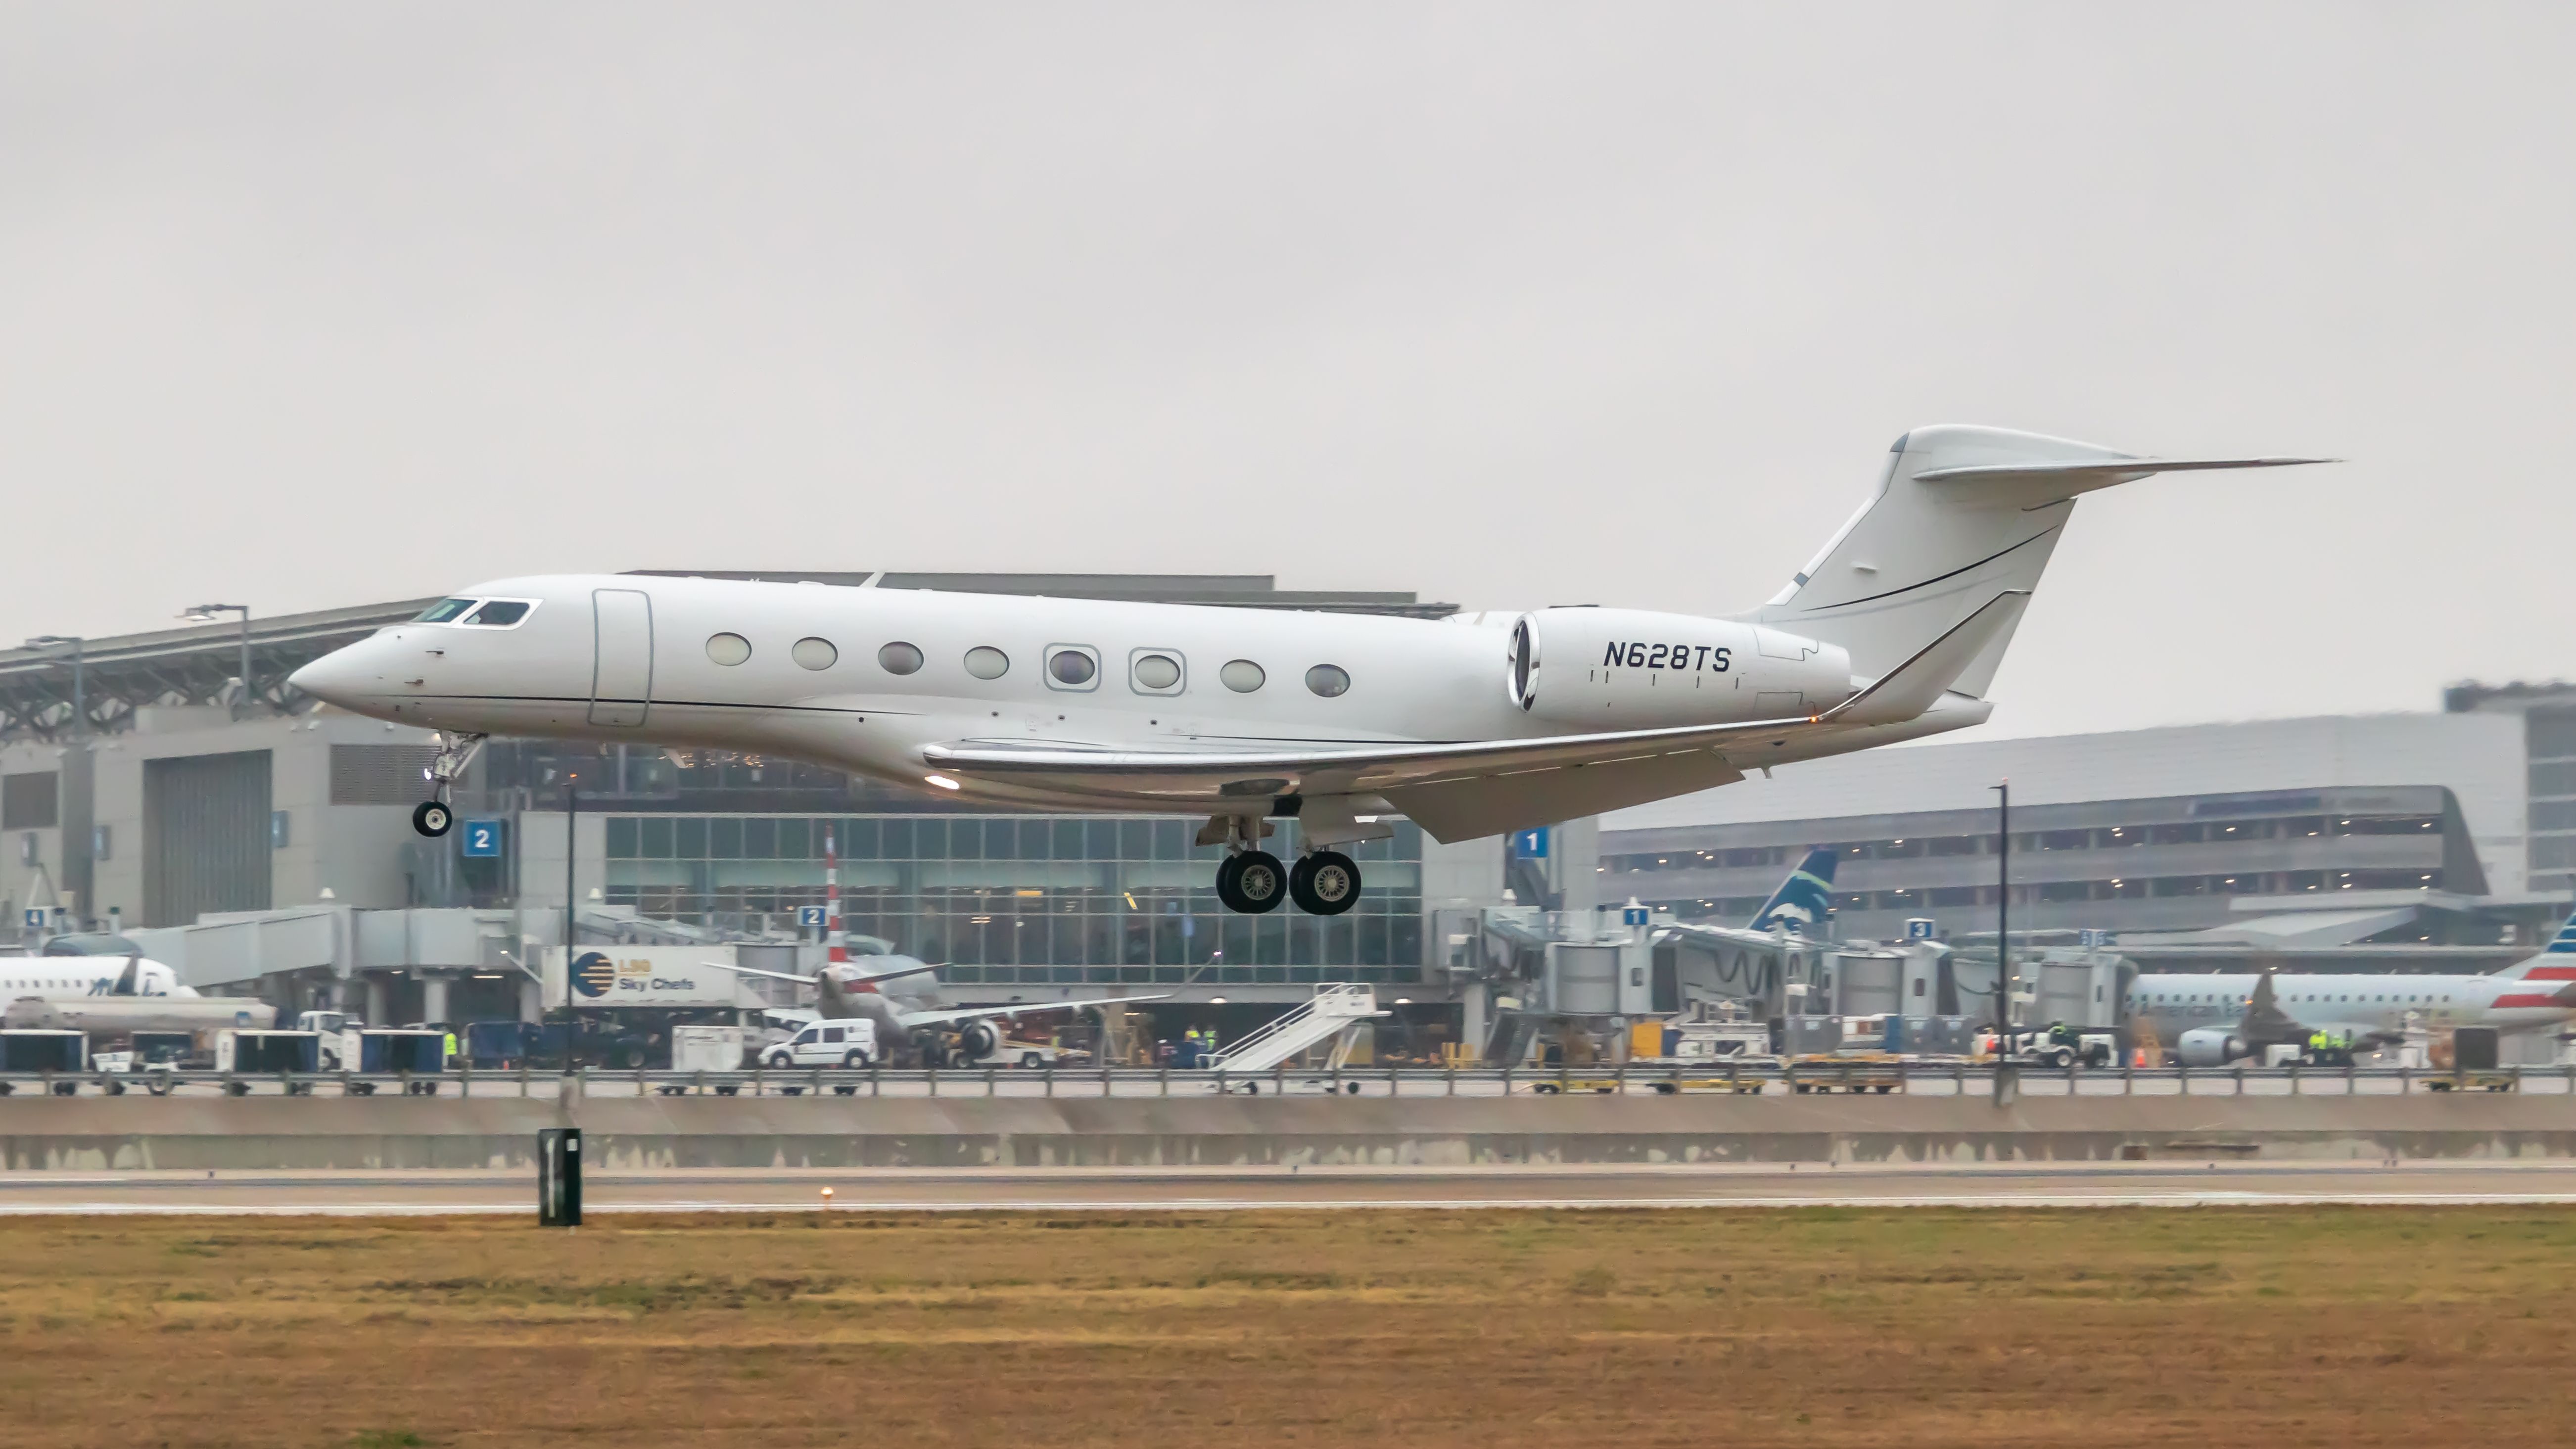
top-left (5, 1159), bottom-right (2576, 1213)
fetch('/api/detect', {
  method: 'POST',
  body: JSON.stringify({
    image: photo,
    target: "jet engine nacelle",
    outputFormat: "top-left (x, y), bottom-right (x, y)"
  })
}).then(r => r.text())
top-left (2176, 1028), bottom-right (2251, 1068)
top-left (952, 1019), bottom-right (1002, 1062)
top-left (1506, 608), bottom-right (1852, 729)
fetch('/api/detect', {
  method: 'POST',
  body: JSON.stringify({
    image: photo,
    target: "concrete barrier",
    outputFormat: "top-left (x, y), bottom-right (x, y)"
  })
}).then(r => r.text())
top-left (3, 1093), bottom-right (2576, 1171)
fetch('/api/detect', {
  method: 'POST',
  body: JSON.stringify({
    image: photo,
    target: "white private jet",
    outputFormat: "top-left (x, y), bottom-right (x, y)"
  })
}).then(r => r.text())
top-left (289, 425), bottom-right (2321, 915)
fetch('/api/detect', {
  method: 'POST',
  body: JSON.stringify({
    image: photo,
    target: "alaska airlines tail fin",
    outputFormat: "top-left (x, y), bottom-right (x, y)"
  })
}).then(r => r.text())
top-left (1742, 426), bottom-right (2328, 697)
top-left (1748, 847), bottom-right (1838, 933)
top-left (2493, 904), bottom-right (2576, 981)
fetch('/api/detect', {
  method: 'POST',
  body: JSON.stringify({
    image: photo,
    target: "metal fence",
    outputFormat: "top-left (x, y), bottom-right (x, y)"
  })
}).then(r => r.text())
top-left (3, 1060), bottom-right (2569, 1099)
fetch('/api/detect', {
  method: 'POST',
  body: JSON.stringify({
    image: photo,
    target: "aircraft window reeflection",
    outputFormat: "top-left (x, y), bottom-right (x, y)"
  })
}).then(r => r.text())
top-left (964, 647), bottom-right (1010, 680)
top-left (460, 600), bottom-right (533, 627)
top-left (878, 641), bottom-right (923, 675)
top-left (1048, 649), bottom-right (1098, 687)
top-left (792, 637), bottom-right (837, 670)
top-left (1306, 663), bottom-right (1351, 698)
top-left (1221, 659), bottom-right (1265, 693)
top-left (414, 598), bottom-right (477, 623)
top-left (706, 633), bottom-right (752, 666)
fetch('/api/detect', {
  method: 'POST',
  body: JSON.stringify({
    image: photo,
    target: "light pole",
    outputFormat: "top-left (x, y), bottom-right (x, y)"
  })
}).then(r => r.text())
top-left (22, 636), bottom-right (84, 740)
top-left (1992, 779), bottom-right (2013, 1058)
top-left (179, 605), bottom-right (253, 717)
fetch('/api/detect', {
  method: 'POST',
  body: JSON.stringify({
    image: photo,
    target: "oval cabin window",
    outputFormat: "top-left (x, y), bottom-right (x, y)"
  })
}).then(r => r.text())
top-left (964, 647), bottom-right (1010, 680)
top-left (1133, 654), bottom-right (1182, 691)
top-left (878, 642), bottom-right (923, 675)
top-left (1305, 664), bottom-right (1351, 698)
top-left (791, 637), bottom-right (838, 671)
top-left (1220, 659), bottom-right (1265, 693)
top-left (705, 633), bottom-right (752, 666)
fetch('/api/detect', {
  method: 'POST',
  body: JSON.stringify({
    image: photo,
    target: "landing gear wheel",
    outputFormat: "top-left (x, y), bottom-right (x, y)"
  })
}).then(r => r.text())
top-left (1216, 850), bottom-right (1287, 914)
top-left (1289, 851), bottom-right (1361, 915)
top-left (412, 800), bottom-right (454, 838)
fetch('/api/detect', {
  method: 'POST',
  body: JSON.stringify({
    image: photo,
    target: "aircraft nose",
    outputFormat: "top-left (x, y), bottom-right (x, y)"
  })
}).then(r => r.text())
top-left (288, 644), bottom-right (372, 707)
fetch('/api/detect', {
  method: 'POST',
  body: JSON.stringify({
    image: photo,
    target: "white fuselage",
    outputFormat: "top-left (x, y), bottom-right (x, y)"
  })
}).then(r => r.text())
top-left (0, 957), bottom-right (194, 1001)
top-left (287, 574), bottom-right (1890, 815)
top-left (2131, 972), bottom-right (2574, 1041)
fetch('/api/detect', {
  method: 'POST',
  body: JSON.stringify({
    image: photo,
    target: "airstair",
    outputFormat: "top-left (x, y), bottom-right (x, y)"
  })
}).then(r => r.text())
top-left (1204, 983), bottom-right (1389, 1074)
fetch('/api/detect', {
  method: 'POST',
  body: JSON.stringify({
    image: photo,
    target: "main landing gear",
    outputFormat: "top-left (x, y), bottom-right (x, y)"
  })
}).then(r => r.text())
top-left (410, 732), bottom-right (488, 839)
top-left (1203, 819), bottom-right (1362, 916)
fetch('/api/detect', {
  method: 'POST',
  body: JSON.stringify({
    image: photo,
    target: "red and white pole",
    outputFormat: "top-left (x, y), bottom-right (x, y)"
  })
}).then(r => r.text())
top-left (825, 827), bottom-right (847, 966)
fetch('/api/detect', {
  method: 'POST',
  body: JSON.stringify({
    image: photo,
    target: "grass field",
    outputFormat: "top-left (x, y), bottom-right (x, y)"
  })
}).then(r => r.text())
top-left (0, 1206), bottom-right (2570, 1446)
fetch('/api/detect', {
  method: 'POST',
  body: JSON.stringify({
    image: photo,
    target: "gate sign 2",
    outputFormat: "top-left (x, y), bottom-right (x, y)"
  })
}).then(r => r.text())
top-left (460, 819), bottom-right (504, 858)
top-left (795, 905), bottom-right (828, 929)
top-left (1510, 827), bottom-right (1550, 858)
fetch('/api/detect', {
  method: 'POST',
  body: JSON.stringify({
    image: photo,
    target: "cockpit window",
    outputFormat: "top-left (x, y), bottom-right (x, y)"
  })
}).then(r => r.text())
top-left (461, 600), bottom-right (533, 628)
top-left (414, 598), bottom-right (478, 623)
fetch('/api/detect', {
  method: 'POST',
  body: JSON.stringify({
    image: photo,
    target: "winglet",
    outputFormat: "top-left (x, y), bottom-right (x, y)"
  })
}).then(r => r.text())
top-left (1824, 592), bottom-right (2030, 726)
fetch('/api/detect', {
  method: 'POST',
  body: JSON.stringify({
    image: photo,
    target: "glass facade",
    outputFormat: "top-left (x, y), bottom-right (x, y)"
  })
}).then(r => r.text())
top-left (603, 813), bottom-right (1426, 986)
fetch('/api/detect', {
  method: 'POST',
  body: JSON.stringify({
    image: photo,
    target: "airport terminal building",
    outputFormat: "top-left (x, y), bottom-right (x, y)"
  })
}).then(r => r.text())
top-left (1598, 706), bottom-right (2570, 966)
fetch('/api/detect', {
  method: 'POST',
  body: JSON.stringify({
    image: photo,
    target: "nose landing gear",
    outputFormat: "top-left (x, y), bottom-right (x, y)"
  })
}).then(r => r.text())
top-left (410, 732), bottom-right (488, 839)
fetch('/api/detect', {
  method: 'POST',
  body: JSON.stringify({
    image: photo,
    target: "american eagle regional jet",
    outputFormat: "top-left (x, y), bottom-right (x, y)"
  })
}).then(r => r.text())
top-left (290, 426), bottom-right (2320, 916)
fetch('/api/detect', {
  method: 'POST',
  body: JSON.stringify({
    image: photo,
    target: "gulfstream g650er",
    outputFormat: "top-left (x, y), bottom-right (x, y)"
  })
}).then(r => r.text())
top-left (290, 426), bottom-right (2320, 917)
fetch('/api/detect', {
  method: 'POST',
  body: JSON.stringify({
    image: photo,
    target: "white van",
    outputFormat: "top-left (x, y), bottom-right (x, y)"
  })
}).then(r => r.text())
top-left (760, 1018), bottom-right (879, 1069)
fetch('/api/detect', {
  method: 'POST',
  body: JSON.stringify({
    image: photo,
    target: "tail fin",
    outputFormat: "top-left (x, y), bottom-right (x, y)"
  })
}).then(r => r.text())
top-left (1743, 426), bottom-right (2328, 697)
top-left (2494, 904), bottom-right (2576, 981)
top-left (1748, 847), bottom-right (1838, 933)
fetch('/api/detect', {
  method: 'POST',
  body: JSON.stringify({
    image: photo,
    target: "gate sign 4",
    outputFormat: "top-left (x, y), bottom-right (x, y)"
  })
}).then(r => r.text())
top-left (460, 820), bottom-right (504, 858)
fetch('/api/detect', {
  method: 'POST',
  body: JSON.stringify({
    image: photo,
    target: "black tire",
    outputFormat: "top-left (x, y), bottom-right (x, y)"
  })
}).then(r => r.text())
top-left (843, 1050), bottom-right (870, 1069)
top-left (1654, 1082), bottom-right (1678, 1095)
top-left (1289, 851), bottom-right (1361, 916)
top-left (411, 800), bottom-right (454, 838)
top-left (1217, 850), bottom-right (1288, 914)
top-left (766, 1052), bottom-right (792, 1070)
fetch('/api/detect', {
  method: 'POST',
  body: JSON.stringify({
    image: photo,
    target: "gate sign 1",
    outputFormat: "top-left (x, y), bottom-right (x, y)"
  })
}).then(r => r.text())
top-left (21, 908), bottom-right (41, 931)
top-left (460, 820), bottom-right (504, 858)
top-left (1621, 905), bottom-right (1651, 926)
top-left (795, 905), bottom-right (828, 929)
top-left (1510, 827), bottom-right (1549, 858)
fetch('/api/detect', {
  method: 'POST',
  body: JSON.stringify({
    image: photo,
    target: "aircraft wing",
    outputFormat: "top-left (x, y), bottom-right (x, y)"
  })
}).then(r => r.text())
top-left (922, 592), bottom-right (2024, 841)
top-left (898, 993), bottom-right (1172, 1030)
top-left (697, 960), bottom-right (941, 987)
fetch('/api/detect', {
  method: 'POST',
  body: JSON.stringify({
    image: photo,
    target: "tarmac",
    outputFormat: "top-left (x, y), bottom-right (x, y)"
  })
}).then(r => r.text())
top-left (5, 1159), bottom-right (2576, 1214)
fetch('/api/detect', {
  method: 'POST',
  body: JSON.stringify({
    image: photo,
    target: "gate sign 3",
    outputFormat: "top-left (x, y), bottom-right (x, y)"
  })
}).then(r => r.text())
top-left (1510, 827), bottom-right (1550, 858)
top-left (795, 905), bottom-right (828, 929)
top-left (460, 819), bottom-right (504, 858)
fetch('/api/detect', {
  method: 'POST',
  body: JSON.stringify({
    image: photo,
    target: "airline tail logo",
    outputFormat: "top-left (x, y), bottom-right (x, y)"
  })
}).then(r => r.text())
top-left (1749, 848), bottom-right (1839, 933)
top-left (2497, 904), bottom-right (2576, 986)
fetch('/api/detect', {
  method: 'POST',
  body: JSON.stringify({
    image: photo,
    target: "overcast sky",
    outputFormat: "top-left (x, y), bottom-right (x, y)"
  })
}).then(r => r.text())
top-left (2, 3), bottom-right (2568, 739)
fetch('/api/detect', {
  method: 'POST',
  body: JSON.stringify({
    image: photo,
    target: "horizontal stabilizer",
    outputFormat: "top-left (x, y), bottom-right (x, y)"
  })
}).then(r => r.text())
top-left (1824, 591), bottom-right (2029, 724)
top-left (1915, 455), bottom-right (2332, 507)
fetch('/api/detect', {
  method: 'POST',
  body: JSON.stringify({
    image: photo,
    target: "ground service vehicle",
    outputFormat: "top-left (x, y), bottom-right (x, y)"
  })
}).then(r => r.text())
top-left (762, 1019), bottom-right (879, 1070)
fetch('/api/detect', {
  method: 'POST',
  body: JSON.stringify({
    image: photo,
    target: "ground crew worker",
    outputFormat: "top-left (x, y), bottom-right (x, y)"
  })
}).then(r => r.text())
top-left (444, 1028), bottom-right (459, 1067)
